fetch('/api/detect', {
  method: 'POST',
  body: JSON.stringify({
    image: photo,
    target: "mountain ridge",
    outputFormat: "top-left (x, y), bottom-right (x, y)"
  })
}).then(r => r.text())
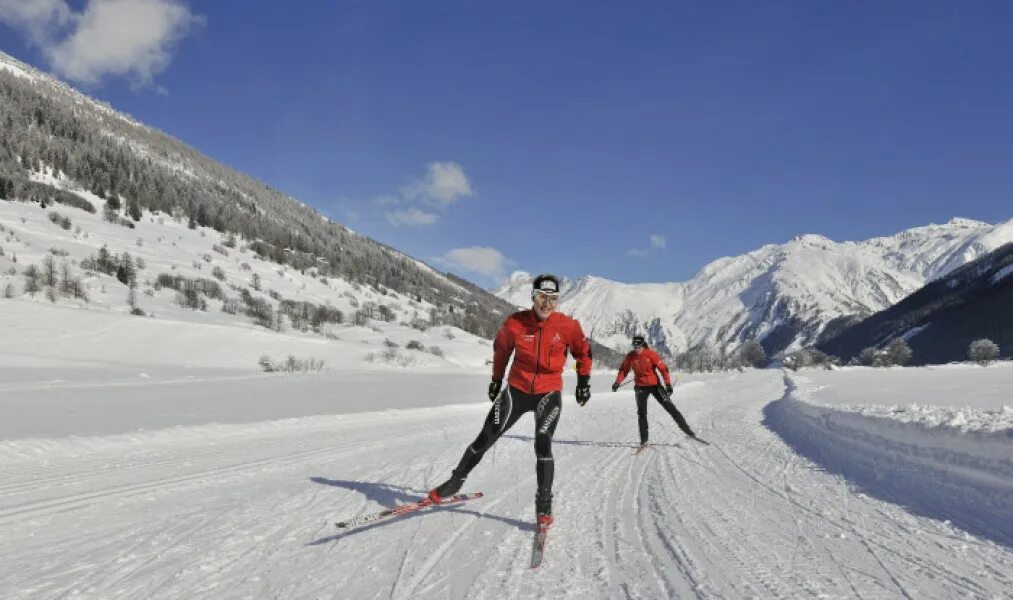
top-left (495, 217), bottom-right (1013, 356)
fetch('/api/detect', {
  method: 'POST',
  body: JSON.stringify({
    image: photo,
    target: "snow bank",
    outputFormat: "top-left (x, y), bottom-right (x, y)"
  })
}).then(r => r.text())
top-left (764, 372), bottom-right (1013, 545)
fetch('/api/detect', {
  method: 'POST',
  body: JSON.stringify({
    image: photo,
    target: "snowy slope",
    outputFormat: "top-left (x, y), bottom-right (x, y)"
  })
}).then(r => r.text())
top-left (495, 218), bottom-right (1013, 356)
top-left (0, 188), bottom-right (495, 379)
top-left (0, 51), bottom-right (146, 129)
top-left (2, 363), bottom-right (1010, 599)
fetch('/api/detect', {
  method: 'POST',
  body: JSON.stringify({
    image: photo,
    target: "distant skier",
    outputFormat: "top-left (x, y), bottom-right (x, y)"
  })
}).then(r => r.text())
top-left (612, 335), bottom-right (698, 446)
top-left (428, 273), bottom-right (592, 528)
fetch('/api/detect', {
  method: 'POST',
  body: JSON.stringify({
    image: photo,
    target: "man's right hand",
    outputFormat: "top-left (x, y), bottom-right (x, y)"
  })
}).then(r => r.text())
top-left (488, 379), bottom-right (502, 401)
top-left (611, 382), bottom-right (620, 392)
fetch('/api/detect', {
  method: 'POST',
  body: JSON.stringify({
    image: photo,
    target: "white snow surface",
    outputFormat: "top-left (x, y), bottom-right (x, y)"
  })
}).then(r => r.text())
top-left (3, 162), bottom-right (1012, 598)
top-left (495, 218), bottom-right (1013, 355)
top-left (2, 312), bottom-right (1012, 599)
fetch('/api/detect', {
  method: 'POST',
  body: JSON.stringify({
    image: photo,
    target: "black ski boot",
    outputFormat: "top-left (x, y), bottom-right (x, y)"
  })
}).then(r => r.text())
top-left (535, 491), bottom-right (553, 527)
top-left (428, 474), bottom-right (465, 503)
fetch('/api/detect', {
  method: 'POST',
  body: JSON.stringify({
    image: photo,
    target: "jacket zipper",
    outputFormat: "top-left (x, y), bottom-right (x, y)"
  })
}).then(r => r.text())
top-left (531, 326), bottom-right (542, 393)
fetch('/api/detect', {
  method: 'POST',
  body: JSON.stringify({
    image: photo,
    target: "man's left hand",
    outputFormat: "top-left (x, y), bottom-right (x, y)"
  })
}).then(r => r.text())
top-left (576, 375), bottom-right (591, 406)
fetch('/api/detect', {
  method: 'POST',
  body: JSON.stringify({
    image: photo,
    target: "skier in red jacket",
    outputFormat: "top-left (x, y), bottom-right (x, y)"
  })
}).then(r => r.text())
top-left (428, 274), bottom-right (592, 527)
top-left (612, 335), bottom-right (698, 446)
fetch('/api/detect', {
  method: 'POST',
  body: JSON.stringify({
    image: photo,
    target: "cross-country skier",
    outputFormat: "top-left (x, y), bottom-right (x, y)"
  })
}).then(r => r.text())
top-left (612, 335), bottom-right (698, 446)
top-left (428, 273), bottom-right (592, 528)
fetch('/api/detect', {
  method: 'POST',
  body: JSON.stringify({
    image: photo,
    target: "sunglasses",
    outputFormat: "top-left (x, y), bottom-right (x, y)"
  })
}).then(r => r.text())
top-left (632, 341), bottom-right (645, 348)
top-left (532, 291), bottom-right (560, 304)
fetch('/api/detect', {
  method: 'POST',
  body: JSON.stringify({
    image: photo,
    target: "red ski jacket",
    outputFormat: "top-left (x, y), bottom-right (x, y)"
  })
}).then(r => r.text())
top-left (492, 310), bottom-right (592, 395)
top-left (615, 347), bottom-right (671, 387)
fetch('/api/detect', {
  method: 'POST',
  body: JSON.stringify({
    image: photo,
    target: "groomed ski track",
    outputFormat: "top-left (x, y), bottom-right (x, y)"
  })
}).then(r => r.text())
top-left (2, 370), bottom-right (1010, 599)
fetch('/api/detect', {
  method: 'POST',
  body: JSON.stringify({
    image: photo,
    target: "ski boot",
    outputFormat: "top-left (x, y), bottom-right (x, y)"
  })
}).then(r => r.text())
top-left (427, 474), bottom-right (465, 503)
top-left (535, 491), bottom-right (553, 527)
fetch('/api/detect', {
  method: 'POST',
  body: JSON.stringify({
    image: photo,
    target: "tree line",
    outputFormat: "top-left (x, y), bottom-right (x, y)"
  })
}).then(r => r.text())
top-left (0, 69), bottom-right (516, 339)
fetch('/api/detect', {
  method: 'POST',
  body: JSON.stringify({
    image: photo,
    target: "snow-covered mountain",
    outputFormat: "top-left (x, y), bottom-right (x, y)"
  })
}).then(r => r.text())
top-left (818, 242), bottom-right (1013, 364)
top-left (495, 217), bottom-right (1013, 356)
top-left (0, 49), bottom-right (518, 342)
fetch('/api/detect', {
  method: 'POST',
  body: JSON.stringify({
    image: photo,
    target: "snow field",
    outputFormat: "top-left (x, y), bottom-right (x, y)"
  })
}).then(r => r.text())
top-left (766, 367), bottom-right (1013, 549)
top-left (2, 369), bottom-right (1010, 598)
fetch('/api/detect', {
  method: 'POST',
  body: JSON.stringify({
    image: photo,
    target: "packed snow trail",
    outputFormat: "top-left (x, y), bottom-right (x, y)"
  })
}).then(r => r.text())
top-left (2, 370), bottom-right (1010, 599)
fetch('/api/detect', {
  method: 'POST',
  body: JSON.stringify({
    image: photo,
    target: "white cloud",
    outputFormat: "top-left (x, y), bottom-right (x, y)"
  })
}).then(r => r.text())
top-left (403, 161), bottom-right (473, 207)
top-left (373, 193), bottom-right (400, 207)
top-left (373, 161), bottom-right (473, 226)
top-left (627, 233), bottom-right (666, 257)
top-left (386, 208), bottom-right (439, 227)
top-left (0, 0), bottom-right (202, 87)
top-left (0, 0), bottom-right (72, 45)
top-left (438, 246), bottom-right (511, 278)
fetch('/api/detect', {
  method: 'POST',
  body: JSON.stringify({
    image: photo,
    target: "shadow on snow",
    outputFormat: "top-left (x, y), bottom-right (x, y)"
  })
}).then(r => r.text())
top-left (306, 478), bottom-right (533, 546)
top-left (762, 397), bottom-right (1013, 548)
top-left (503, 434), bottom-right (682, 449)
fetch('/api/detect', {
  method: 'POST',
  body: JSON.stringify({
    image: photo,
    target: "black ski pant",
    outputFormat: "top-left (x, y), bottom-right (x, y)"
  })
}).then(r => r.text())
top-left (448, 386), bottom-right (562, 501)
top-left (635, 385), bottom-right (694, 444)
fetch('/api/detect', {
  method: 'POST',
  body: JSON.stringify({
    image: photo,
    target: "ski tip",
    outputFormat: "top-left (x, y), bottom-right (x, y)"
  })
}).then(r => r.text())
top-left (690, 436), bottom-right (711, 445)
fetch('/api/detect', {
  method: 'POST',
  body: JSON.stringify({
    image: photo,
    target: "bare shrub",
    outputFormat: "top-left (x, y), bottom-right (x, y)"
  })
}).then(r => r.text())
top-left (259, 354), bottom-right (324, 373)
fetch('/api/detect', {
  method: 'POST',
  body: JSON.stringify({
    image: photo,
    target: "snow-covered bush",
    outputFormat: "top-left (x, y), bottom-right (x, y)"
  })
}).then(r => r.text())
top-left (377, 304), bottom-right (396, 322)
top-left (405, 340), bottom-right (425, 351)
top-left (884, 338), bottom-right (912, 366)
top-left (968, 339), bottom-right (1000, 366)
top-left (258, 354), bottom-right (324, 373)
top-left (783, 347), bottom-right (838, 371)
top-left (47, 211), bottom-right (71, 230)
top-left (737, 340), bottom-right (767, 368)
top-left (365, 348), bottom-right (416, 367)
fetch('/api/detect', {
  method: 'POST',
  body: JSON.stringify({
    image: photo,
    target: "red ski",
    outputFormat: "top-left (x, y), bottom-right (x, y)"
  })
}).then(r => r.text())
top-left (530, 519), bottom-right (552, 568)
top-left (335, 492), bottom-right (483, 529)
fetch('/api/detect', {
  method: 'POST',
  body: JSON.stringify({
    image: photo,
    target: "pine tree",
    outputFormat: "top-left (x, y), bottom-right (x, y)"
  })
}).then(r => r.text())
top-left (23, 264), bottom-right (41, 296)
top-left (116, 252), bottom-right (136, 286)
top-left (127, 197), bottom-right (142, 221)
top-left (96, 245), bottom-right (113, 274)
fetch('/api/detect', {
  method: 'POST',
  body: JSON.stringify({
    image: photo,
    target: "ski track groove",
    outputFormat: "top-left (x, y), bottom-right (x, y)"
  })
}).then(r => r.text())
top-left (402, 441), bottom-right (543, 598)
top-left (0, 441), bottom-right (357, 522)
top-left (636, 447), bottom-right (701, 598)
top-left (4, 371), bottom-right (1012, 599)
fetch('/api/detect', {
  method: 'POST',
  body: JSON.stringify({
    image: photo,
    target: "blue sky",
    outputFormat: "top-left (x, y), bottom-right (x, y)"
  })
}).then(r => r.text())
top-left (2, 1), bottom-right (1012, 287)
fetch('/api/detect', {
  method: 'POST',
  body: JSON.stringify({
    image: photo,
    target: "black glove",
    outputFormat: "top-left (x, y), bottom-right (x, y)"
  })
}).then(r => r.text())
top-left (611, 382), bottom-right (620, 392)
top-left (664, 383), bottom-right (674, 395)
top-left (488, 379), bottom-right (502, 401)
top-left (576, 375), bottom-right (591, 406)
